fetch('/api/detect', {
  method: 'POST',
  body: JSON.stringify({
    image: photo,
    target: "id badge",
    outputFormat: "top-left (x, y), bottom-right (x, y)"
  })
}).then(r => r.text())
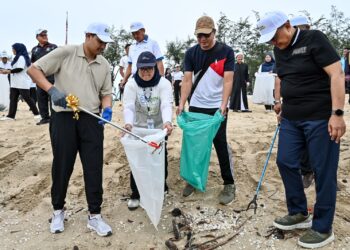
top-left (147, 118), bottom-right (154, 129)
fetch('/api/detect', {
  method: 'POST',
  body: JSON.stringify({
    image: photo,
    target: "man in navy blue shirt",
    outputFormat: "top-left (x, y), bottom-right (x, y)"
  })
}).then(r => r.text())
top-left (258, 11), bottom-right (346, 249)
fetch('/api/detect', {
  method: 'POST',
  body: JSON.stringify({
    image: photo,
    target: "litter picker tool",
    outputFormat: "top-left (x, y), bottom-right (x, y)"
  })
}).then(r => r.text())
top-left (65, 94), bottom-right (161, 150)
top-left (246, 124), bottom-right (280, 214)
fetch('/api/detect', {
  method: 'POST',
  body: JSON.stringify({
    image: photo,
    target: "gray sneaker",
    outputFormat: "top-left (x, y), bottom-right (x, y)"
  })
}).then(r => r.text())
top-left (87, 214), bottom-right (112, 237)
top-left (273, 213), bottom-right (312, 230)
top-left (50, 210), bottom-right (65, 234)
top-left (219, 184), bottom-right (235, 205)
top-left (182, 183), bottom-right (195, 197)
top-left (298, 229), bottom-right (334, 249)
top-left (302, 172), bottom-right (314, 189)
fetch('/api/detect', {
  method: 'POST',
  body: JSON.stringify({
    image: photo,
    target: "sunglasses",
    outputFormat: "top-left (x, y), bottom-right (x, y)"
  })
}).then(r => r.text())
top-left (196, 32), bottom-right (212, 39)
top-left (39, 34), bottom-right (47, 37)
top-left (140, 67), bottom-right (154, 72)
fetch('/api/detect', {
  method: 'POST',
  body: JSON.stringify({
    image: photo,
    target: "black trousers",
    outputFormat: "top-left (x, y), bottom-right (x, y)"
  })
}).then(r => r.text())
top-left (7, 88), bottom-right (39, 118)
top-left (189, 106), bottom-right (234, 185)
top-left (300, 150), bottom-right (312, 175)
top-left (50, 111), bottom-right (104, 214)
top-left (130, 137), bottom-right (169, 199)
top-left (173, 80), bottom-right (181, 107)
top-left (37, 86), bottom-right (51, 119)
top-left (30, 87), bottom-right (37, 105)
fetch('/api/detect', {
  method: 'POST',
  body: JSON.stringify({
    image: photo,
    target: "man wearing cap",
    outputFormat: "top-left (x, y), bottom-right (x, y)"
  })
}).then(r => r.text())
top-left (27, 22), bottom-right (114, 237)
top-left (120, 22), bottom-right (164, 88)
top-left (0, 51), bottom-right (11, 84)
top-left (31, 29), bottom-right (57, 125)
top-left (172, 64), bottom-right (183, 107)
top-left (275, 15), bottom-right (314, 189)
top-left (257, 11), bottom-right (346, 248)
top-left (177, 16), bottom-right (235, 205)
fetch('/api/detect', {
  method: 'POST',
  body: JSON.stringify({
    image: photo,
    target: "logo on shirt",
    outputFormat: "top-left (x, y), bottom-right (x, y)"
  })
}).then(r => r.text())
top-left (292, 46), bottom-right (307, 56)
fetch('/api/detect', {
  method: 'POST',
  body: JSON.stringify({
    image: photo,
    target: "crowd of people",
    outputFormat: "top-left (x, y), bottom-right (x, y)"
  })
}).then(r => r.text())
top-left (0, 10), bottom-right (349, 249)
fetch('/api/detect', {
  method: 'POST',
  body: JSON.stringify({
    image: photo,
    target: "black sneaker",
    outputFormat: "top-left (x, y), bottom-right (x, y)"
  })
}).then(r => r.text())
top-left (273, 213), bottom-right (312, 230)
top-left (298, 229), bottom-right (334, 248)
top-left (182, 183), bottom-right (195, 197)
top-left (36, 118), bottom-right (50, 125)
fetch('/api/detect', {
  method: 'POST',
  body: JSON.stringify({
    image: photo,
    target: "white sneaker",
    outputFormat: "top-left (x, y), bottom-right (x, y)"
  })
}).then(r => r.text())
top-left (127, 199), bottom-right (140, 210)
top-left (0, 116), bottom-right (15, 121)
top-left (87, 214), bottom-right (112, 237)
top-left (34, 115), bottom-right (41, 120)
top-left (50, 210), bottom-right (65, 234)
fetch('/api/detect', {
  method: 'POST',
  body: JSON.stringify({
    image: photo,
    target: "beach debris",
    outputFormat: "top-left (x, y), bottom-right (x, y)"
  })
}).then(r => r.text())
top-left (171, 208), bottom-right (182, 217)
top-left (165, 239), bottom-right (179, 250)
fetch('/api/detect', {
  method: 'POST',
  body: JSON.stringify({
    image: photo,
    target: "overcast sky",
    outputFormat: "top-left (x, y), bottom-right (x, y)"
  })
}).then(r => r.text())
top-left (1, 0), bottom-right (349, 56)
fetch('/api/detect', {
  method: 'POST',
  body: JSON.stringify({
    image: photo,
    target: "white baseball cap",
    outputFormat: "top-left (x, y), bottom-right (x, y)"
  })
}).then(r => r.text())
top-left (36, 29), bottom-right (47, 36)
top-left (290, 15), bottom-right (309, 26)
top-left (85, 22), bottom-right (113, 43)
top-left (257, 11), bottom-right (288, 44)
top-left (1, 51), bottom-right (8, 58)
top-left (130, 22), bottom-right (145, 32)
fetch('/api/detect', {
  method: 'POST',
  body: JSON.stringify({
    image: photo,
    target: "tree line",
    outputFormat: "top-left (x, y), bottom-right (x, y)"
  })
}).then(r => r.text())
top-left (104, 6), bottom-right (350, 87)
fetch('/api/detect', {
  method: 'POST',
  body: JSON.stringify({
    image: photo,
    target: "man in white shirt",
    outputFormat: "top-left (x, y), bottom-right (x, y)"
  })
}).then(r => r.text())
top-left (120, 22), bottom-right (164, 88)
top-left (118, 44), bottom-right (131, 100)
top-left (0, 51), bottom-right (11, 84)
top-left (171, 64), bottom-right (184, 106)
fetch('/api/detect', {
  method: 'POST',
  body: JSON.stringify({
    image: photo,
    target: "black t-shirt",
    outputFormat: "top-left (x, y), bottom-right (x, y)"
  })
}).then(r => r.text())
top-left (31, 42), bottom-right (57, 83)
top-left (274, 29), bottom-right (340, 121)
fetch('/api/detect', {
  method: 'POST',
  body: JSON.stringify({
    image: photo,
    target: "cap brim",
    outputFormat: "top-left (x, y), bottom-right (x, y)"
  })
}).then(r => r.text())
top-left (137, 62), bottom-right (156, 68)
top-left (194, 28), bottom-right (212, 35)
top-left (258, 29), bottom-right (277, 44)
top-left (37, 30), bottom-right (48, 36)
top-left (97, 34), bottom-right (114, 43)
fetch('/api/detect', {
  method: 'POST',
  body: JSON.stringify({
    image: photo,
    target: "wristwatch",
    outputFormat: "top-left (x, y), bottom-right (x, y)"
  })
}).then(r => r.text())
top-left (331, 109), bottom-right (344, 116)
top-left (273, 100), bottom-right (281, 104)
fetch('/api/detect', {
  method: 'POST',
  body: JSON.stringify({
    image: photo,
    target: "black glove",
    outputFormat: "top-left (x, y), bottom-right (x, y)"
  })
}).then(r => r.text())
top-left (48, 86), bottom-right (67, 108)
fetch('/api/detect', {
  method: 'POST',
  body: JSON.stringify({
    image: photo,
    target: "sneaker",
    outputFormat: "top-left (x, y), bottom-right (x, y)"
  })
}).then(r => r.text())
top-left (0, 116), bottom-right (15, 121)
top-left (298, 229), bottom-right (335, 249)
top-left (87, 214), bottom-right (112, 237)
top-left (127, 199), bottom-right (140, 210)
top-left (302, 172), bottom-right (314, 189)
top-left (182, 183), bottom-right (195, 197)
top-left (36, 118), bottom-right (50, 125)
top-left (34, 115), bottom-right (41, 120)
top-left (50, 209), bottom-right (65, 234)
top-left (273, 213), bottom-right (312, 230)
top-left (219, 184), bottom-right (235, 205)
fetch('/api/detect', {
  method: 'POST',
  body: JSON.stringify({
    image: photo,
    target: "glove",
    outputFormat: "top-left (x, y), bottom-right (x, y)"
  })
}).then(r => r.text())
top-left (98, 107), bottom-right (112, 125)
top-left (48, 86), bottom-right (67, 108)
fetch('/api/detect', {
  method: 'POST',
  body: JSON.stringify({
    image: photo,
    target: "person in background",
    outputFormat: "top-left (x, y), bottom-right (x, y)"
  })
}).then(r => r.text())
top-left (118, 43), bottom-right (131, 100)
top-left (27, 22), bottom-right (114, 237)
top-left (0, 51), bottom-right (12, 84)
top-left (177, 16), bottom-right (235, 205)
top-left (123, 51), bottom-right (173, 210)
top-left (31, 29), bottom-right (57, 125)
top-left (340, 48), bottom-right (350, 104)
top-left (0, 43), bottom-right (40, 121)
top-left (258, 11), bottom-right (346, 249)
top-left (165, 67), bottom-right (172, 82)
top-left (258, 52), bottom-right (275, 111)
top-left (230, 53), bottom-right (251, 112)
top-left (172, 64), bottom-right (184, 107)
top-left (120, 22), bottom-right (164, 89)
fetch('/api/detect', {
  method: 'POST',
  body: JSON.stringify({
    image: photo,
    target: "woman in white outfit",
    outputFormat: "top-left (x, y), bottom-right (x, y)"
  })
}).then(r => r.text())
top-left (123, 51), bottom-right (173, 210)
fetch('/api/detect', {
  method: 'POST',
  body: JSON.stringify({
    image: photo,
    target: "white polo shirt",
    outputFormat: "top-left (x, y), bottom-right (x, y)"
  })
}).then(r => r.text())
top-left (172, 71), bottom-right (184, 81)
top-left (119, 55), bottom-right (128, 74)
top-left (0, 61), bottom-right (11, 70)
top-left (128, 35), bottom-right (163, 74)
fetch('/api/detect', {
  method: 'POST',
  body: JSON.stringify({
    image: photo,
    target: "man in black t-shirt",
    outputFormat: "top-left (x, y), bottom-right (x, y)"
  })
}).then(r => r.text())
top-left (31, 29), bottom-right (57, 125)
top-left (258, 11), bottom-right (346, 249)
top-left (177, 16), bottom-right (235, 205)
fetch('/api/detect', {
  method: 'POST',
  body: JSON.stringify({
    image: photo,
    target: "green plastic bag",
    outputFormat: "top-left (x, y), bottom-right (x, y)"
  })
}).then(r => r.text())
top-left (177, 110), bottom-right (225, 192)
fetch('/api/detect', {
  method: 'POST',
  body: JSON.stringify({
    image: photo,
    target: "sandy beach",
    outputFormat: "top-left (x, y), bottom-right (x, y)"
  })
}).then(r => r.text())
top-left (0, 98), bottom-right (349, 250)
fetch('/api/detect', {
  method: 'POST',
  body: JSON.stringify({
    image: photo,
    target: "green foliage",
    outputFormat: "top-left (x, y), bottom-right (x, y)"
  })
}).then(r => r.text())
top-left (103, 26), bottom-right (133, 81)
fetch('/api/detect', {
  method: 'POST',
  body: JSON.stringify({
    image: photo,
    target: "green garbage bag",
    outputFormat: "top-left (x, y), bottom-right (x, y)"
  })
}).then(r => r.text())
top-left (177, 110), bottom-right (225, 192)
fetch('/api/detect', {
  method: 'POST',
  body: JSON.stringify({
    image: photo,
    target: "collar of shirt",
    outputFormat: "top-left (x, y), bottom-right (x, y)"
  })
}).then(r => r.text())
top-left (291, 28), bottom-right (301, 47)
top-left (136, 35), bottom-right (149, 45)
top-left (77, 43), bottom-right (102, 64)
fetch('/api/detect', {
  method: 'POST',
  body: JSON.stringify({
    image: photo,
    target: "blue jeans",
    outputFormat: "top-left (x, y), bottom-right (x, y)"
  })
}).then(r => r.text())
top-left (276, 118), bottom-right (339, 233)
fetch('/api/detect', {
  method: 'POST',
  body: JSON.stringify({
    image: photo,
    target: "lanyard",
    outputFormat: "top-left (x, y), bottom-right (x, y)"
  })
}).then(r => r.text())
top-left (143, 87), bottom-right (153, 116)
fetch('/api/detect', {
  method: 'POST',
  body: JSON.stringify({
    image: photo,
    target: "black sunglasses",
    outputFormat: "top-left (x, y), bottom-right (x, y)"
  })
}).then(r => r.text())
top-left (196, 32), bottom-right (212, 39)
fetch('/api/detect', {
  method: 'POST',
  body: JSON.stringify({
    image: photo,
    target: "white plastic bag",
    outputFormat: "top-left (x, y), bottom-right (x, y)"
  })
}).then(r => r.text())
top-left (0, 75), bottom-right (9, 111)
top-left (120, 127), bottom-right (167, 229)
top-left (252, 73), bottom-right (276, 105)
